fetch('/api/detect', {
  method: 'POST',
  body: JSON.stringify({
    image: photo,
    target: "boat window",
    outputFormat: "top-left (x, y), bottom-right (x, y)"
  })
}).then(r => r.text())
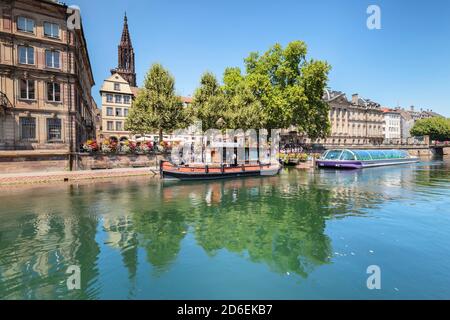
top-left (349, 149), bottom-right (410, 160)
top-left (340, 150), bottom-right (355, 161)
top-left (353, 150), bottom-right (372, 161)
top-left (324, 150), bottom-right (342, 160)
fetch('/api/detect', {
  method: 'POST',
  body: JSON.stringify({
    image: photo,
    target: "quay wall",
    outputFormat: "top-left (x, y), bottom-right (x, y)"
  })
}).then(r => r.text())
top-left (74, 153), bottom-right (160, 170)
top-left (0, 152), bottom-right (171, 174)
top-left (0, 146), bottom-right (439, 174)
top-left (0, 151), bottom-right (70, 173)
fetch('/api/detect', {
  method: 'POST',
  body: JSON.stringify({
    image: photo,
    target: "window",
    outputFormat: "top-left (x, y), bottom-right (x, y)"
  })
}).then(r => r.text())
top-left (47, 82), bottom-right (61, 102)
top-left (115, 108), bottom-right (122, 117)
top-left (17, 17), bottom-right (34, 33)
top-left (18, 46), bottom-right (34, 64)
top-left (47, 118), bottom-right (62, 141)
top-left (20, 117), bottom-right (36, 140)
top-left (20, 79), bottom-right (35, 100)
top-left (124, 95), bottom-right (131, 104)
top-left (106, 107), bottom-right (113, 116)
top-left (107, 121), bottom-right (114, 131)
top-left (116, 121), bottom-right (123, 131)
top-left (124, 108), bottom-right (129, 117)
top-left (115, 95), bottom-right (122, 104)
top-left (45, 50), bottom-right (60, 68)
top-left (324, 150), bottom-right (342, 160)
top-left (44, 22), bottom-right (59, 38)
top-left (106, 94), bottom-right (113, 103)
top-left (114, 83), bottom-right (120, 91)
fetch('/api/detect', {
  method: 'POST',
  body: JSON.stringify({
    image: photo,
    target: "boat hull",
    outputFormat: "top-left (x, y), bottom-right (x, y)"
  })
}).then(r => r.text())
top-left (316, 158), bottom-right (419, 169)
top-left (161, 161), bottom-right (281, 181)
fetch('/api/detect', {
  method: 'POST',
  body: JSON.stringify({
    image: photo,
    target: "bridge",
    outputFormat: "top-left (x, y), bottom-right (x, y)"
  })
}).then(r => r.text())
top-left (294, 136), bottom-right (449, 156)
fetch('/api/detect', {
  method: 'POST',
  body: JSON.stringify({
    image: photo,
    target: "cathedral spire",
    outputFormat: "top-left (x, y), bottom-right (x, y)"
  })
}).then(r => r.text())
top-left (120, 13), bottom-right (131, 45)
top-left (111, 13), bottom-right (137, 87)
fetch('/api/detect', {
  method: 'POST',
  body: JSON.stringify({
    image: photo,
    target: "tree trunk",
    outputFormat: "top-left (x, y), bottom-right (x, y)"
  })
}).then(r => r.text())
top-left (159, 128), bottom-right (163, 145)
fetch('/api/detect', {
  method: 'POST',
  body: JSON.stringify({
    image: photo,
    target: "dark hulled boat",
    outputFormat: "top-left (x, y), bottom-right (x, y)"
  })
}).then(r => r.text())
top-left (160, 160), bottom-right (281, 180)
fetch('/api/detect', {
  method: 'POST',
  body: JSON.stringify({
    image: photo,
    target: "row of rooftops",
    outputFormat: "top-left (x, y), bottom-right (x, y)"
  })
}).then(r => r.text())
top-left (323, 89), bottom-right (443, 118)
top-left (323, 89), bottom-right (381, 109)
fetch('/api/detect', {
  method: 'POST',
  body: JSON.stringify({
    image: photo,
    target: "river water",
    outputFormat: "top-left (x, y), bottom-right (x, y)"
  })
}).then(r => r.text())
top-left (0, 158), bottom-right (449, 299)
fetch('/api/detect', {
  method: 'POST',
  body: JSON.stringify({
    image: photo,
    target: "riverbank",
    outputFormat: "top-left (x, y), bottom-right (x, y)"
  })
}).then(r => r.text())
top-left (0, 167), bottom-right (160, 186)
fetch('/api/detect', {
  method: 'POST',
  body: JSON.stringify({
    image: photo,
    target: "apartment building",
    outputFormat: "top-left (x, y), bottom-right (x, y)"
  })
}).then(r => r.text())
top-left (0, 0), bottom-right (96, 152)
top-left (100, 73), bottom-right (133, 141)
top-left (383, 109), bottom-right (402, 140)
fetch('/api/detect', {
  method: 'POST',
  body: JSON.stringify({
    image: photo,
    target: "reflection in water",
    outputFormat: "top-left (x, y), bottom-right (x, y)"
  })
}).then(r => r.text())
top-left (0, 159), bottom-right (449, 299)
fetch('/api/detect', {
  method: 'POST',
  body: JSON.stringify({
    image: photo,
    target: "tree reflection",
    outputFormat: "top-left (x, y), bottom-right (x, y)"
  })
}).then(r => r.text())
top-left (1, 159), bottom-right (448, 298)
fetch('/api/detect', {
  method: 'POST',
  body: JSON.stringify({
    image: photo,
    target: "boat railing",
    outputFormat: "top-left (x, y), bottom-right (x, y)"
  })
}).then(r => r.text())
top-left (161, 160), bottom-right (272, 174)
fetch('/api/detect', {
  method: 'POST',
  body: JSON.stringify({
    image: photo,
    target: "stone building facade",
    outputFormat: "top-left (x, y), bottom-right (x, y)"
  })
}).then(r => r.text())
top-left (324, 91), bottom-right (384, 145)
top-left (100, 73), bottom-right (133, 141)
top-left (98, 14), bottom-right (194, 142)
top-left (0, 0), bottom-right (96, 152)
top-left (383, 109), bottom-right (401, 140)
top-left (283, 90), bottom-right (385, 147)
top-left (111, 14), bottom-right (136, 88)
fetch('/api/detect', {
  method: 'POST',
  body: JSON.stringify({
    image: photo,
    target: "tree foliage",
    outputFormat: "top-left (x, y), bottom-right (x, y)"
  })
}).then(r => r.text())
top-left (189, 41), bottom-right (331, 138)
top-left (410, 117), bottom-right (450, 141)
top-left (125, 63), bottom-right (190, 141)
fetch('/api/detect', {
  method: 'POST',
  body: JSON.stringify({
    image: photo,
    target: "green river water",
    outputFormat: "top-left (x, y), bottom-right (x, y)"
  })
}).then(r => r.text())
top-left (0, 158), bottom-right (449, 299)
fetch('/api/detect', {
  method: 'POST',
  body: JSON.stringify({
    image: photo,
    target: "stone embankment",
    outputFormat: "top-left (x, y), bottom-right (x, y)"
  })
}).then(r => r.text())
top-left (0, 167), bottom-right (160, 186)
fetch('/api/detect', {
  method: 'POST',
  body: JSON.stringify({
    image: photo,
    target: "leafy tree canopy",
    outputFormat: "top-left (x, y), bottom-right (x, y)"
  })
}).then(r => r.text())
top-left (410, 117), bottom-right (450, 141)
top-left (125, 63), bottom-right (190, 141)
top-left (190, 41), bottom-right (331, 138)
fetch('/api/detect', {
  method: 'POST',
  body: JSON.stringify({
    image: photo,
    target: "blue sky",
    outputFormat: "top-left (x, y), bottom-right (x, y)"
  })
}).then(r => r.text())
top-left (76, 0), bottom-right (450, 116)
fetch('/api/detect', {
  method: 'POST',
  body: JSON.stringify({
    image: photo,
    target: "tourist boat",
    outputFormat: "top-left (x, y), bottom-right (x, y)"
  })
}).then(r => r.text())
top-left (316, 149), bottom-right (419, 169)
top-left (160, 160), bottom-right (282, 180)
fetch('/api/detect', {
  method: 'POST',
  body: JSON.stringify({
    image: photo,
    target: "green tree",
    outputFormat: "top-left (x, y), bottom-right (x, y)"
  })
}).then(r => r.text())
top-left (410, 117), bottom-right (450, 141)
top-left (189, 41), bottom-right (331, 139)
top-left (125, 63), bottom-right (189, 142)
top-left (242, 41), bottom-right (331, 138)
top-left (188, 72), bottom-right (230, 130)
top-left (223, 67), bottom-right (263, 130)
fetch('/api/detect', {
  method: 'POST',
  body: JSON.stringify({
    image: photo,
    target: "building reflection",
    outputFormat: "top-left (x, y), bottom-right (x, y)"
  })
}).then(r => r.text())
top-left (0, 159), bottom-right (448, 298)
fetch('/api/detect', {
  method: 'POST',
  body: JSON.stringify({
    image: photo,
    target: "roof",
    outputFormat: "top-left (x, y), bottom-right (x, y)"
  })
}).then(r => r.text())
top-left (130, 86), bottom-right (140, 97)
top-left (323, 89), bottom-right (347, 102)
top-left (181, 96), bottom-right (193, 104)
top-left (100, 74), bottom-right (133, 94)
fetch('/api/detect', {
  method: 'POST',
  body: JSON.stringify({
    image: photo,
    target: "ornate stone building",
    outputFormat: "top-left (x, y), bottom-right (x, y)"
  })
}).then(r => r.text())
top-left (321, 90), bottom-right (384, 145)
top-left (281, 90), bottom-right (385, 147)
top-left (100, 14), bottom-right (137, 141)
top-left (110, 14), bottom-right (136, 88)
top-left (0, 0), bottom-right (96, 152)
top-left (99, 15), bottom-right (193, 142)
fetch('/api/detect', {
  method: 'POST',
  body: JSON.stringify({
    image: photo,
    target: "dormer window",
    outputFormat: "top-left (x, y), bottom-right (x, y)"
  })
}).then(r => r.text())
top-left (17, 17), bottom-right (35, 33)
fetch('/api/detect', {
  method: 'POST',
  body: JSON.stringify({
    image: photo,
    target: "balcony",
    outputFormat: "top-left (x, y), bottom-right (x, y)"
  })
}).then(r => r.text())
top-left (0, 92), bottom-right (13, 116)
top-left (83, 119), bottom-right (94, 128)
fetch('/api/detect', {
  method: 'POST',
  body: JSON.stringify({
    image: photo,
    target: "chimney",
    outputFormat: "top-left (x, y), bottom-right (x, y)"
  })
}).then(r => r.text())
top-left (352, 94), bottom-right (359, 105)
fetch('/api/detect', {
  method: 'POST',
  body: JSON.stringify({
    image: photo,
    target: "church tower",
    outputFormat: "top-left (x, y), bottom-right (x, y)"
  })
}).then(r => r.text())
top-left (111, 13), bottom-right (137, 87)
